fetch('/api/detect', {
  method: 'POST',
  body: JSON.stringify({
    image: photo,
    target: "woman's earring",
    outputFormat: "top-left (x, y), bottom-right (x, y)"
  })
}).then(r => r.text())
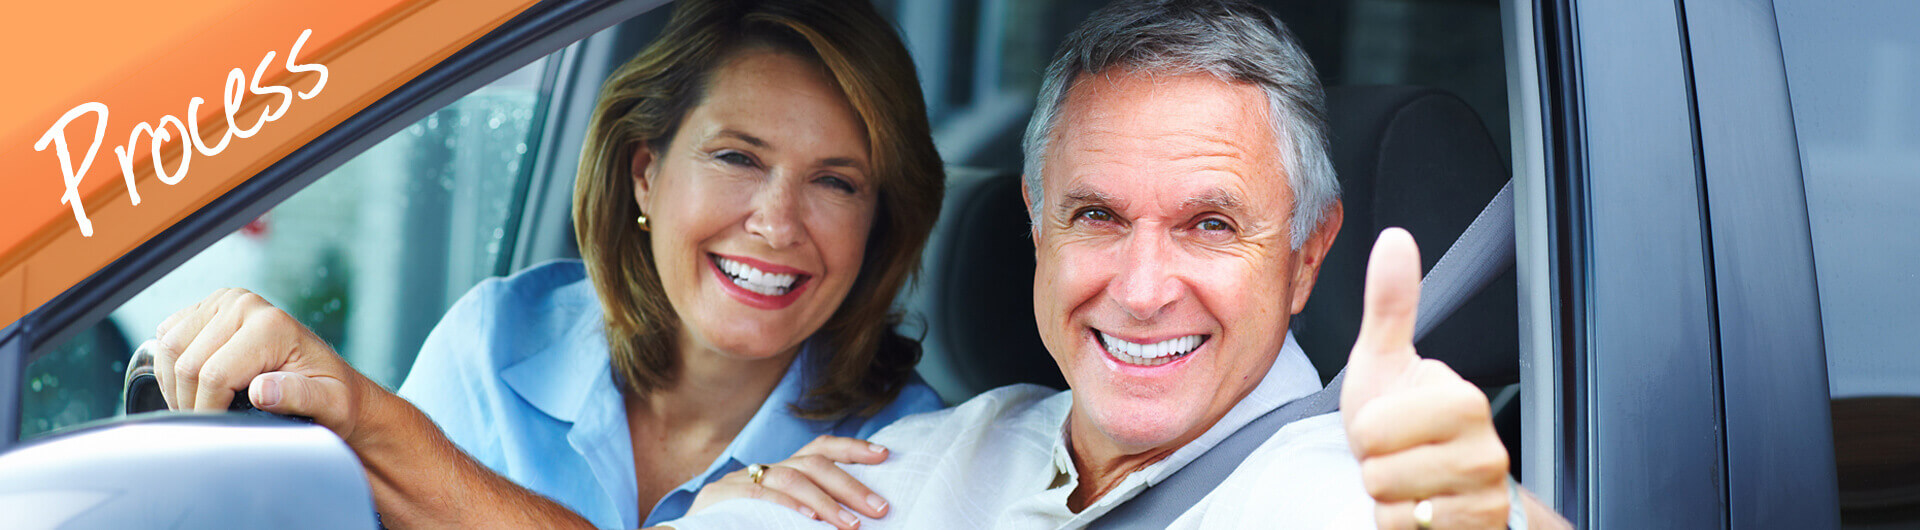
top-left (636, 214), bottom-right (651, 232)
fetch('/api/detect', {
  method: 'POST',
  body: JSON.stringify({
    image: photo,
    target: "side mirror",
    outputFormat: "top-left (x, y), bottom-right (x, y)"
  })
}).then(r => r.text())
top-left (0, 414), bottom-right (377, 528)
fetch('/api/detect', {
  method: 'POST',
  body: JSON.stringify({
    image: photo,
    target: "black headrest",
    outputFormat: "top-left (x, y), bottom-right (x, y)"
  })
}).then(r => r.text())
top-left (906, 169), bottom-right (1063, 403)
top-left (908, 85), bottom-right (1516, 404)
top-left (1294, 85), bottom-right (1516, 386)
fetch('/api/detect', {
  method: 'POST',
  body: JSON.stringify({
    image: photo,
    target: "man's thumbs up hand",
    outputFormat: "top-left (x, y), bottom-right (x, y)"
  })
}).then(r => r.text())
top-left (1340, 229), bottom-right (1426, 424)
top-left (1340, 228), bottom-right (1510, 529)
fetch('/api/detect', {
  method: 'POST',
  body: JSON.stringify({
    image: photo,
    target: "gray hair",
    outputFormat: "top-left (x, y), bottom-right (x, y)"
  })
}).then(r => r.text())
top-left (1021, 0), bottom-right (1338, 249)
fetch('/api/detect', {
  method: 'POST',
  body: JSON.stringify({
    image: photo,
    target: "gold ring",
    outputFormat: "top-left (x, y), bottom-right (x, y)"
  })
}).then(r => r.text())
top-left (1413, 498), bottom-right (1435, 530)
top-left (747, 463), bottom-right (768, 485)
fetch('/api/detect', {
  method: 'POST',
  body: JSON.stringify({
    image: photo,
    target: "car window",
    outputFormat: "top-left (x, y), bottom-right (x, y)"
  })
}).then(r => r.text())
top-left (17, 57), bottom-right (552, 440)
top-left (1773, 1), bottom-right (1920, 526)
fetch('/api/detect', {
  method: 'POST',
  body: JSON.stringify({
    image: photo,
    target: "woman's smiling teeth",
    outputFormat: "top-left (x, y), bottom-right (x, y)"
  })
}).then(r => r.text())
top-left (1097, 331), bottom-right (1207, 367)
top-left (714, 255), bottom-right (802, 296)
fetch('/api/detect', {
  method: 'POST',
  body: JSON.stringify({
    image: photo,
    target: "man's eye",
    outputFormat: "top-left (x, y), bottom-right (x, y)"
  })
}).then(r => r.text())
top-left (1197, 218), bottom-right (1231, 232)
top-left (1076, 209), bottom-right (1115, 223)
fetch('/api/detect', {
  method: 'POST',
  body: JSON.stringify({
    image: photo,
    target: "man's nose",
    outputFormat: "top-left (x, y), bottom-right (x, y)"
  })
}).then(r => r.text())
top-left (1108, 230), bottom-right (1183, 322)
top-left (745, 177), bottom-right (804, 248)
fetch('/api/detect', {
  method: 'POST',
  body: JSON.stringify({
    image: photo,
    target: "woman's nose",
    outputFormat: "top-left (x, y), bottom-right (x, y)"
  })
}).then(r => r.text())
top-left (744, 179), bottom-right (804, 248)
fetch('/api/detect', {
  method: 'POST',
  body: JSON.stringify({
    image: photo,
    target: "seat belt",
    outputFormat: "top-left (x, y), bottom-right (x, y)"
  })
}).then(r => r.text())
top-left (1090, 179), bottom-right (1516, 529)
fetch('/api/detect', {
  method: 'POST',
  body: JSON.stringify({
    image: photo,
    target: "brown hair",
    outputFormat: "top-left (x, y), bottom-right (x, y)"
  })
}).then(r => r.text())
top-left (573, 0), bottom-right (943, 418)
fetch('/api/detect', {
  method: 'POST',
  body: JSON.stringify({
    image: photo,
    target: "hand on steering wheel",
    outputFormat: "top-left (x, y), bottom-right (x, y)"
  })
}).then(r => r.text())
top-left (150, 288), bottom-right (380, 444)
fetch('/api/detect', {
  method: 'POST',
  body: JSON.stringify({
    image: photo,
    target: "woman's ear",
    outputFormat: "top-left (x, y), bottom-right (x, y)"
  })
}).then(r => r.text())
top-left (631, 142), bottom-right (661, 211)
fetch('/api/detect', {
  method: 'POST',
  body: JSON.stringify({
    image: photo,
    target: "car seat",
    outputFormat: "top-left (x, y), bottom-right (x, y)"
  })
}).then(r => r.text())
top-left (904, 85), bottom-right (1517, 404)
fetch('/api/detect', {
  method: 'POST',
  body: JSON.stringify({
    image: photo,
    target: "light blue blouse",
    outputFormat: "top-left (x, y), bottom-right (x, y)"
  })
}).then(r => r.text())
top-left (397, 261), bottom-right (945, 529)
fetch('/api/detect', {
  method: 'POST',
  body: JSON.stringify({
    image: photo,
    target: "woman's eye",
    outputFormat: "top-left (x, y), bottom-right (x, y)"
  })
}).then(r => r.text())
top-left (1196, 218), bottom-right (1232, 232)
top-left (1076, 209), bottom-right (1115, 223)
top-left (716, 151), bottom-right (755, 167)
top-left (816, 175), bottom-right (857, 193)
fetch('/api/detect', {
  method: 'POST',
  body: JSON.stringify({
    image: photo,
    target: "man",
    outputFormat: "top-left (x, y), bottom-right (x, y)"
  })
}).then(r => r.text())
top-left (662, 1), bottom-right (1568, 529)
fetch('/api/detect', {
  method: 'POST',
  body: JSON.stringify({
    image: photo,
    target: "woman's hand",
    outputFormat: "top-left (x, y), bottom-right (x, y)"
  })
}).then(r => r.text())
top-left (150, 288), bottom-right (600, 529)
top-left (689, 435), bottom-right (893, 529)
top-left (151, 288), bottom-right (378, 444)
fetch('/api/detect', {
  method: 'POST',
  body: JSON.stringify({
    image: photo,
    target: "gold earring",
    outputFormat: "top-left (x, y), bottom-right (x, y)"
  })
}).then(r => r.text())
top-left (636, 214), bottom-right (651, 232)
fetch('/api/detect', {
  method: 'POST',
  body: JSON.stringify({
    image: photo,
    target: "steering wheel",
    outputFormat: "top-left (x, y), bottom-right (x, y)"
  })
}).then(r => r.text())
top-left (122, 339), bottom-right (314, 422)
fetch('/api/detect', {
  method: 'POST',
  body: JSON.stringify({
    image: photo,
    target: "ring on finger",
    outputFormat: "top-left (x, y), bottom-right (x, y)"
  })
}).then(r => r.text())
top-left (1413, 498), bottom-right (1435, 530)
top-left (747, 463), bottom-right (768, 485)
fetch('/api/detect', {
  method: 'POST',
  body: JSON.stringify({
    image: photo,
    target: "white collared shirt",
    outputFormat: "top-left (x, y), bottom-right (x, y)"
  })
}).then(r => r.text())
top-left (663, 332), bottom-right (1375, 529)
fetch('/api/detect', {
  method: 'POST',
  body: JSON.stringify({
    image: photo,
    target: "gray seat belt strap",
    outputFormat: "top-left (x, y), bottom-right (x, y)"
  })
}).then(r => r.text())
top-left (1090, 178), bottom-right (1516, 529)
top-left (1415, 179), bottom-right (1516, 341)
top-left (1090, 372), bottom-right (1346, 529)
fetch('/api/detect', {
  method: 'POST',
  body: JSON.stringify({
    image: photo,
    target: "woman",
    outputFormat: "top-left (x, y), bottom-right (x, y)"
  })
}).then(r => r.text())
top-left (150, 1), bottom-right (943, 528)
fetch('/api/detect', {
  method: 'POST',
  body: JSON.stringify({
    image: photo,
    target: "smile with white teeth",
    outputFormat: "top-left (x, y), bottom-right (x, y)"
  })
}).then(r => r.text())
top-left (1096, 331), bottom-right (1207, 367)
top-left (713, 255), bottom-right (802, 296)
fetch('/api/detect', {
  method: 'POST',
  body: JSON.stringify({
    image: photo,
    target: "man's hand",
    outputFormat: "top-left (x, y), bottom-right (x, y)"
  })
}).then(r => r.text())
top-left (1340, 229), bottom-right (1510, 529)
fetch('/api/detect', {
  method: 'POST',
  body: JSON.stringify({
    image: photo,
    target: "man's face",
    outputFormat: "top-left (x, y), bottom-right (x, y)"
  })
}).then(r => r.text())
top-left (1029, 69), bottom-right (1340, 459)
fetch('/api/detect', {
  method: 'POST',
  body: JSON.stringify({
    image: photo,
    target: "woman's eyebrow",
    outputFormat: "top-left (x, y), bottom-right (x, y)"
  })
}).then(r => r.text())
top-left (717, 129), bottom-right (865, 172)
top-left (820, 156), bottom-right (865, 172)
top-left (716, 129), bottom-right (770, 148)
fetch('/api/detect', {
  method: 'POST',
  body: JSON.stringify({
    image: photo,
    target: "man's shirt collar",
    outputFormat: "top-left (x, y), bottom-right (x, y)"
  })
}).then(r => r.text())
top-left (1048, 331), bottom-right (1322, 513)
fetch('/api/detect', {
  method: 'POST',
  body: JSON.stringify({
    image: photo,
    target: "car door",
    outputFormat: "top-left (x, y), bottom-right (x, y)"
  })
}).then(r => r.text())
top-left (0, 3), bottom-right (677, 527)
top-left (1522, 2), bottom-right (1733, 526)
top-left (1527, 0), bottom-right (1918, 528)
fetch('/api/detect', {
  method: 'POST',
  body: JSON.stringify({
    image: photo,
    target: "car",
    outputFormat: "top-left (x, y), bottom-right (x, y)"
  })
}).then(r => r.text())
top-left (2, 0), bottom-right (1913, 528)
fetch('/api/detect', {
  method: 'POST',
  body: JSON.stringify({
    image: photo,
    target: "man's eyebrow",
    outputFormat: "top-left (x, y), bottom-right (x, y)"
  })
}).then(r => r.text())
top-left (1058, 187), bottom-right (1119, 212)
top-left (1182, 188), bottom-right (1246, 215)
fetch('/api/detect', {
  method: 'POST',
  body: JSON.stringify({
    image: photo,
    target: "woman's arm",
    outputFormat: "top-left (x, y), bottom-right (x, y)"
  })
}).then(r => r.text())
top-left (153, 288), bottom-right (595, 528)
top-left (354, 384), bottom-right (596, 528)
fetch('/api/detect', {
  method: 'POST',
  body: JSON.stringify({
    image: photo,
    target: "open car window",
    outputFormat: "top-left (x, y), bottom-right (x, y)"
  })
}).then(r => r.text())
top-left (1775, 0), bottom-right (1920, 525)
top-left (17, 57), bottom-right (552, 440)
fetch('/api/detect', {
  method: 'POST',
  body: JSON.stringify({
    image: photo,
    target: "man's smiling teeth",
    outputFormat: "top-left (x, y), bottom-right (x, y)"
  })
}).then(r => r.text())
top-left (1097, 331), bottom-right (1206, 367)
top-left (714, 255), bottom-right (800, 296)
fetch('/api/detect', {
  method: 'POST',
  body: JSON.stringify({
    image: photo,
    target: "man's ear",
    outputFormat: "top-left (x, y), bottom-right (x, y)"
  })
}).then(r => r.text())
top-left (631, 143), bottom-right (660, 212)
top-left (1021, 175), bottom-right (1040, 244)
top-left (1289, 200), bottom-right (1344, 315)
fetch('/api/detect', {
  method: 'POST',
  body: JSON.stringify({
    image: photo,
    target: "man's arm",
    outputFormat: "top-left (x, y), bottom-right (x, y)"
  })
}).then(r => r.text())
top-left (1518, 488), bottom-right (1571, 530)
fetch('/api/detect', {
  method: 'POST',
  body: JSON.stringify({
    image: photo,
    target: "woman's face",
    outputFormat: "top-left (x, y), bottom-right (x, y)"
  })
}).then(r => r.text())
top-left (633, 48), bottom-right (877, 362)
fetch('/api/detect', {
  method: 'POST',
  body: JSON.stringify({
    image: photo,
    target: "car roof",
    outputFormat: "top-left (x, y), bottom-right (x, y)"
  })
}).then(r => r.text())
top-left (0, 0), bottom-right (542, 329)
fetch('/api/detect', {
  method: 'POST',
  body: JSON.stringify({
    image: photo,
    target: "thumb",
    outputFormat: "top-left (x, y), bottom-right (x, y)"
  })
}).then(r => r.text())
top-left (1340, 228), bottom-right (1423, 419)
top-left (250, 371), bottom-right (356, 435)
